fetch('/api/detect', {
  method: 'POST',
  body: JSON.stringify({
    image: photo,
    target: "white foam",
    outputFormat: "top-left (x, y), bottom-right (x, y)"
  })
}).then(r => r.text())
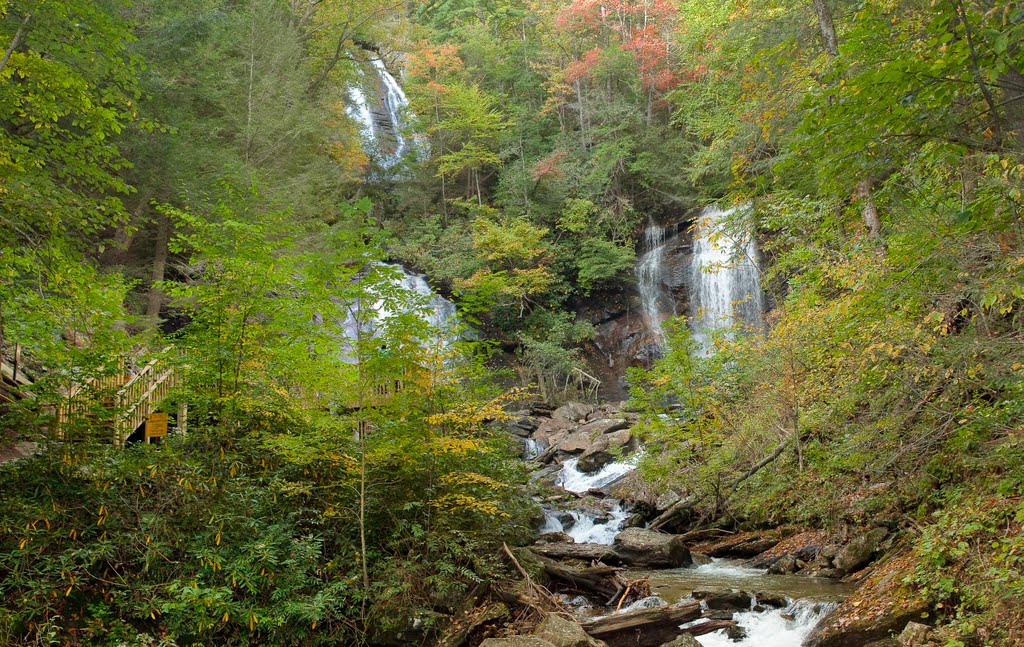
top-left (695, 598), bottom-right (838, 647)
top-left (557, 456), bottom-right (639, 493)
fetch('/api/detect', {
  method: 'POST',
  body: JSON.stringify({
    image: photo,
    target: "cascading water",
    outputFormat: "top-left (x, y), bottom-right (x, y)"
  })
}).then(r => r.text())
top-left (636, 216), bottom-right (673, 349)
top-left (339, 263), bottom-right (458, 361)
top-left (695, 598), bottom-right (840, 647)
top-left (538, 503), bottom-right (629, 545)
top-left (557, 455), bottom-right (640, 493)
top-left (689, 205), bottom-right (764, 355)
top-left (347, 56), bottom-right (427, 169)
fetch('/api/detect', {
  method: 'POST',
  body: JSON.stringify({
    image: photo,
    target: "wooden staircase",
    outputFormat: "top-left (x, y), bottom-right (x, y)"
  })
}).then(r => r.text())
top-left (57, 349), bottom-right (181, 445)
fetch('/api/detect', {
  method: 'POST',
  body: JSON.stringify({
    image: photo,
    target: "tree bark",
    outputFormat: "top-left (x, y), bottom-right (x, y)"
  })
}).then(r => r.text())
top-left (145, 212), bottom-right (171, 327)
top-left (812, 0), bottom-right (839, 57)
top-left (855, 178), bottom-right (882, 239)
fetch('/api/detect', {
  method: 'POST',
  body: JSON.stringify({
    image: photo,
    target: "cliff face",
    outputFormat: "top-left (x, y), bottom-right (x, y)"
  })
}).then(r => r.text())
top-left (579, 216), bottom-right (696, 400)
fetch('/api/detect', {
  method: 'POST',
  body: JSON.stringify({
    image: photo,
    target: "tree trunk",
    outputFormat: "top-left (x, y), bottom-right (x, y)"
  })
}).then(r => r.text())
top-left (855, 178), bottom-right (882, 239)
top-left (145, 212), bottom-right (171, 327)
top-left (812, 0), bottom-right (839, 57)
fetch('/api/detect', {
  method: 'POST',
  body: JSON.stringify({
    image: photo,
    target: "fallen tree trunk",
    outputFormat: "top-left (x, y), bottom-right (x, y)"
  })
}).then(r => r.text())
top-left (529, 543), bottom-right (620, 564)
top-left (579, 601), bottom-right (730, 646)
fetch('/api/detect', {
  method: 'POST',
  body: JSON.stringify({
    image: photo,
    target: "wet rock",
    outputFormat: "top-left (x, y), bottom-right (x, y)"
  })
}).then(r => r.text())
top-left (693, 590), bottom-right (752, 611)
top-left (767, 554), bottom-right (799, 575)
top-left (811, 568), bottom-right (842, 579)
top-left (613, 528), bottom-right (692, 568)
top-left (754, 592), bottom-right (788, 608)
top-left (726, 625), bottom-right (748, 641)
top-left (553, 402), bottom-right (595, 423)
top-left (834, 528), bottom-right (888, 575)
top-left (535, 532), bottom-right (575, 544)
top-left (624, 513), bottom-right (646, 529)
top-left (898, 622), bottom-right (932, 646)
top-left (795, 544), bottom-right (821, 561)
top-left (804, 552), bottom-right (929, 647)
top-left (532, 613), bottom-right (606, 647)
top-left (658, 636), bottom-right (701, 647)
top-left (690, 552), bottom-right (712, 566)
top-left (576, 438), bottom-right (614, 472)
top-left (480, 638), bottom-right (557, 647)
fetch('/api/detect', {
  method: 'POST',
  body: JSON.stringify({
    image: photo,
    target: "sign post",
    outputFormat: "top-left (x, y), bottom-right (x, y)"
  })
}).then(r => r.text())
top-left (145, 412), bottom-right (169, 443)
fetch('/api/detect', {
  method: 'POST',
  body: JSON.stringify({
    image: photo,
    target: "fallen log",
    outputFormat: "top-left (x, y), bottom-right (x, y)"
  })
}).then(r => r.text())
top-left (579, 601), bottom-right (705, 646)
top-left (529, 543), bottom-right (620, 564)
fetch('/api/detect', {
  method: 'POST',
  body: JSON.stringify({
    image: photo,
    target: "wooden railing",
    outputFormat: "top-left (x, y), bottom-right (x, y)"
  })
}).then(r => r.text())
top-left (115, 353), bottom-right (179, 445)
top-left (56, 349), bottom-right (180, 445)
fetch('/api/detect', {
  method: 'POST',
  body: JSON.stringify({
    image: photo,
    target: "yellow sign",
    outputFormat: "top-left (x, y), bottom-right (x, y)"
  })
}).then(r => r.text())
top-left (145, 412), bottom-right (169, 439)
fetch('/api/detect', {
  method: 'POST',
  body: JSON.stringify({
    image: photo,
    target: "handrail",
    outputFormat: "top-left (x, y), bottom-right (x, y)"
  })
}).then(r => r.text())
top-left (56, 347), bottom-right (179, 444)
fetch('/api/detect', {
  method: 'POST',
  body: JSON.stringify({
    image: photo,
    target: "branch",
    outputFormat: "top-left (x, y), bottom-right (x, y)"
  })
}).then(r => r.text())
top-left (0, 12), bottom-right (32, 78)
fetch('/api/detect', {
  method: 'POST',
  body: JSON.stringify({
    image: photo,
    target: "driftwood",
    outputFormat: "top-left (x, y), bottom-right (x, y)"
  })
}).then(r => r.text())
top-left (579, 601), bottom-right (735, 646)
top-left (529, 543), bottom-right (620, 564)
top-left (529, 550), bottom-right (651, 611)
top-left (650, 497), bottom-right (698, 530)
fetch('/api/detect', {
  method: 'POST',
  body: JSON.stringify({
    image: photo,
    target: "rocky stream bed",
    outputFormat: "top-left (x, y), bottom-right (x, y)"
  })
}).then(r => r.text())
top-left (450, 401), bottom-right (937, 647)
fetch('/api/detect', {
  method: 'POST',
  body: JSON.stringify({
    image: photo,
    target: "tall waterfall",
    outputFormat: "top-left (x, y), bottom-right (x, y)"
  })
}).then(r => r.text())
top-left (636, 217), bottom-right (674, 349)
top-left (689, 205), bottom-right (764, 354)
top-left (346, 56), bottom-right (425, 168)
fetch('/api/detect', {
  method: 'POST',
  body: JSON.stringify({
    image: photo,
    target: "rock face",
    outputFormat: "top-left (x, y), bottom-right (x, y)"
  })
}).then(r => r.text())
top-left (613, 528), bottom-right (692, 568)
top-left (553, 402), bottom-right (595, 423)
top-left (658, 636), bottom-right (701, 647)
top-left (833, 527), bottom-right (888, 575)
top-left (532, 613), bottom-right (606, 647)
top-left (480, 638), bottom-right (557, 647)
top-left (804, 551), bottom-right (929, 647)
top-left (576, 429), bottom-right (634, 473)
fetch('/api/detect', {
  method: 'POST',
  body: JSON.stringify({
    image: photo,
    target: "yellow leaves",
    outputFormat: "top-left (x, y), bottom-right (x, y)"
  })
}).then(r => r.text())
top-left (431, 493), bottom-right (509, 518)
top-left (430, 437), bottom-right (486, 456)
top-left (440, 472), bottom-right (508, 489)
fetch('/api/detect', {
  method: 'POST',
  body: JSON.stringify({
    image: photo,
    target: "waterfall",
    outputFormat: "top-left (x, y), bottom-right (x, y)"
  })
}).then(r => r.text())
top-left (347, 56), bottom-right (427, 169)
top-left (689, 205), bottom-right (764, 355)
top-left (694, 598), bottom-right (840, 647)
top-left (636, 216), bottom-right (673, 349)
top-left (339, 263), bottom-right (458, 362)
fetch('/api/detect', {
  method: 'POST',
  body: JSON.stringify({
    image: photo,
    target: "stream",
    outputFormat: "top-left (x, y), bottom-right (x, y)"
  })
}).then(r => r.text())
top-left (535, 456), bottom-right (852, 645)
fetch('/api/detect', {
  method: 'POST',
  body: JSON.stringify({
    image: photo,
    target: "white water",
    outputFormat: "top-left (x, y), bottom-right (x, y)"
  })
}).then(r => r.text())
top-left (524, 438), bottom-right (542, 460)
top-left (339, 263), bottom-right (458, 360)
top-left (695, 598), bottom-right (839, 647)
top-left (347, 57), bottom-right (427, 169)
top-left (557, 456), bottom-right (638, 493)
top-left (636, 216), bottom-right (672, 348)
top-left (538, 503), bottom-right (629, 545)
top-left (689, 205), bottom-right (764, 355)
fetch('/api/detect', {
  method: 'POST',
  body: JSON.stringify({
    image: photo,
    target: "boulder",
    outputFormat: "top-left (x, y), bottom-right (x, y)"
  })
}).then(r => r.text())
top-left (535, 532), bottom-right (575, 544)
top-left (532, 613), bottom-right (606, 647)
top-left (658, 635), bottom-right (701, 647)
top-left (576, 430), bottom-right (634, 472)
top-left (578, 418), bottom-right (630, 436)
top-left (613, 528), bottom-right (692, 568)
top-left (767, 554), bottom-right (799, 575)
top-left (804, 552), bottom-right (929, 647)
top-left (898, 622), bottom-right (932, 646)
top-left (534, 417), bottom-right (577, 446)
top-left (480, 638), bottom-right (556, 647)
top-left (655, 489), bottom-right (681, 513)
top-left (553, 402), bottom-right (595, 423)
top-left (834, 528), bottom-right (888, 575)
top-left (576, 436), bottom-right (614, 472)
top-left (693, 590), bottom-right (752, 611)
top-left (754, 592), bottom-right (788, 608)
top-left (559, 430), bottom-right (600, 454)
